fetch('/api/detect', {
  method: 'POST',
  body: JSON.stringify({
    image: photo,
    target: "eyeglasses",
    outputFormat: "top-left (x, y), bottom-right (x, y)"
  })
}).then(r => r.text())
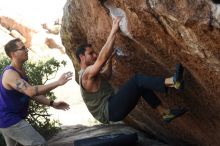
top-left (15, 46), bottom-right (28, 51)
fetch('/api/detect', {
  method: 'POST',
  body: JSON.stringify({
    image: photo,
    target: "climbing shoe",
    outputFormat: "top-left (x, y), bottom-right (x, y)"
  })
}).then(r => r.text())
top-left (163, 108), bottom-right (186, 123)
top-left (173, 63), bottom-right (184, 89)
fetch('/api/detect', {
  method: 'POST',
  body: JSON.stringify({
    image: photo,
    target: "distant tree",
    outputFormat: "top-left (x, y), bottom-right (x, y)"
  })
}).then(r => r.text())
top-left (0, 53), bottom-right (67, 145)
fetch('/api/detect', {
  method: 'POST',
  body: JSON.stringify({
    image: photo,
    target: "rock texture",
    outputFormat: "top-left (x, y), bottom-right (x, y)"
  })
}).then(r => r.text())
top-left (0, 16), bottom-right (36, 47)
top-left (0, 13), bottom-right (64, 53)
top-left (61, 0), bottom-right (220, 146)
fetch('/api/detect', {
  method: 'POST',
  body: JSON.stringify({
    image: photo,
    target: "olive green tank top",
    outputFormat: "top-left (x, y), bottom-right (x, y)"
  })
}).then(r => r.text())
top-left (79, 69), bottom-right (115, 124)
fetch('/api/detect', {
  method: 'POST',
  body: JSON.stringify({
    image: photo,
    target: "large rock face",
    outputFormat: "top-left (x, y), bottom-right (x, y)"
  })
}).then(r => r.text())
top-left (61, 0), bottom-right (220, 146)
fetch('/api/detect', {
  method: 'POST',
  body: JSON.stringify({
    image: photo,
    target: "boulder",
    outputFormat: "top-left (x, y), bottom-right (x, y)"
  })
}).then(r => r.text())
top-left (47, 123), bottom-right (171, 146)
top-left (0, 16), bottom-right (36, 47)
top-left (60, 0), bottom-right (220, 145)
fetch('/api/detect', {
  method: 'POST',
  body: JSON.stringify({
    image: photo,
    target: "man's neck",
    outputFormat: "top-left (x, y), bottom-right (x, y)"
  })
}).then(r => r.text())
top-left (11, 61), bottom-right (23, 71)
top-left (80, 64), bottom-right (88, 70)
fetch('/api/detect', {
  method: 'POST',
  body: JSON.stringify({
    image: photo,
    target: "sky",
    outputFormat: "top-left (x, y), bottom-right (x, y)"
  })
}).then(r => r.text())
top-left (0, 0), bottom-right (67, 24)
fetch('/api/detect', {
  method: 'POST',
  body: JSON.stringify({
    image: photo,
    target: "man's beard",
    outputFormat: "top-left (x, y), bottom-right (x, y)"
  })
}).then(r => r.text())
top-left (85, 60), bottom-right (95, 66)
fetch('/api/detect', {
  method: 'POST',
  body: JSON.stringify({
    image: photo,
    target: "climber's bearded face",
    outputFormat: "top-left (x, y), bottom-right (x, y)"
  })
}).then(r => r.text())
top-left (84, 47), bottom-right (97, 66)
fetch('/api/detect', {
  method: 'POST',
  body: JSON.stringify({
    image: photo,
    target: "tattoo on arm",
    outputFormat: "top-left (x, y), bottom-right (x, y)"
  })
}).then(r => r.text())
top-left (35, 86), bottom-right (39, 96)
top-left (15, 79), bottom-right (29, 93)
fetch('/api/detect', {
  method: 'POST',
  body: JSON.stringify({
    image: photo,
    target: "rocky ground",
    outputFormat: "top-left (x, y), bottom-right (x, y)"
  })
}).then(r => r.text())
top-left (47, 123), bottom-right (170, 146)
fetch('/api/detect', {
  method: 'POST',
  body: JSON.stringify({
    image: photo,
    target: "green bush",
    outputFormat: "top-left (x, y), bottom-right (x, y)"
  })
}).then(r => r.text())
top-left (0, 53), bottom-right (67, 145)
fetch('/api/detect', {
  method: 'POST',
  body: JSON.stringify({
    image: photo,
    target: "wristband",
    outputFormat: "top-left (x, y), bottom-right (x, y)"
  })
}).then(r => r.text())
top-left (49, 100), bottom-right (54, 106)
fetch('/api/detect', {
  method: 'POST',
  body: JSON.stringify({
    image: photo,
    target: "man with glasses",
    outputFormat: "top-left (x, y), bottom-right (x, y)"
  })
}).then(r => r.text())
top-left (0, 38), bottom-right (72, 146)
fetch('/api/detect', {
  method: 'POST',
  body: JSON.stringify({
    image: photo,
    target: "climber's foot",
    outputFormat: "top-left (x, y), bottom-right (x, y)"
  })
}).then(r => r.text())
top-left (163, 108), bottom-right (187, 123)
top-left (173, 64), bottom-right (184, 89)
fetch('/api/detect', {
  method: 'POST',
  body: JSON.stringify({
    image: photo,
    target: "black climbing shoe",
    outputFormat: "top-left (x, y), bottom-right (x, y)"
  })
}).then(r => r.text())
top-left (173, 63), bottom-right (184, 89)
top-left (163, 108), bottom-right (187, 123)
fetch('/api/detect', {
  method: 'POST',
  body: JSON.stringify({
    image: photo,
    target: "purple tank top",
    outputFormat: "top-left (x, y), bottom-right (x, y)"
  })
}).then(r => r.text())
top-left (0, 66), bottom-right (29, 128)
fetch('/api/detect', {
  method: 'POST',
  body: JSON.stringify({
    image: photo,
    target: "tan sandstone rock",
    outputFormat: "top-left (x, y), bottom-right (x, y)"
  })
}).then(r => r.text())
top-left (61, 0), bottom-right (220, 146)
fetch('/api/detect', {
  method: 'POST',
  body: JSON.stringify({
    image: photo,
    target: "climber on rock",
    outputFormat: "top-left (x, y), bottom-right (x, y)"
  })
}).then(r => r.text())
top-left (76, 17), bottom-right (186, 124)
